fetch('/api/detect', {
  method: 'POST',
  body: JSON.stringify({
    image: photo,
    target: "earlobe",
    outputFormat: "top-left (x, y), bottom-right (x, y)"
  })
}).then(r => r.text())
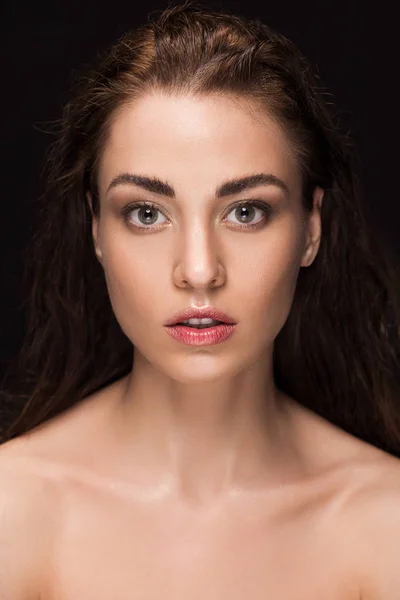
top-left (86, 190), bottom-right (102, 263)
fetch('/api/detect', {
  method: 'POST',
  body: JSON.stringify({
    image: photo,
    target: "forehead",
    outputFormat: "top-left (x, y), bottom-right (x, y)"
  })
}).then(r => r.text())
top-left (98, 93), bottom-right (301, 198)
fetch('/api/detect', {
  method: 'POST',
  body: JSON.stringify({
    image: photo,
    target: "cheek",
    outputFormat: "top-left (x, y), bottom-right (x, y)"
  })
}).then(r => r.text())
top-left (237, 223), bottom-right (304, 331)
top-left (99, 233), bottom-right (160, 329)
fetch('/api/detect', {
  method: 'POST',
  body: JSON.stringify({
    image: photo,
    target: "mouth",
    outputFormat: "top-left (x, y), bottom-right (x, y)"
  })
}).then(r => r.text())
top-left (164, 308), bottom-right (236, 327)
top-left (164, 319), bottom-right (237, 345)
top-left (171, 319), bottom-right (225, 329)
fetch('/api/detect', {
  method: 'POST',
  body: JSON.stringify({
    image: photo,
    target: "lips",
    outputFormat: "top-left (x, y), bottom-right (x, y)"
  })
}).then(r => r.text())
top-left (164, 307), bottom-right (236, 326)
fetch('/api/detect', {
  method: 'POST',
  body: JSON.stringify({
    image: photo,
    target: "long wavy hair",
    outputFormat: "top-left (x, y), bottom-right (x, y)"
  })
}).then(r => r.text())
top-left (1, 0), bottom-right (399, 453)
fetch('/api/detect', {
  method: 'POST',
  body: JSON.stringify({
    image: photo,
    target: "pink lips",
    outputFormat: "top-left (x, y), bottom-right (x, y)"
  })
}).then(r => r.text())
top-left (164, 306), bottom-right (236, 326)
top-left (165, 323), bottom-right (237, 346)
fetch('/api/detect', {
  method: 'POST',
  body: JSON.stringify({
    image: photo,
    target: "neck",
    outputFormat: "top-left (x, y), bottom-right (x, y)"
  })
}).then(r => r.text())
top-left (102, 348), bottom-right (300, 508)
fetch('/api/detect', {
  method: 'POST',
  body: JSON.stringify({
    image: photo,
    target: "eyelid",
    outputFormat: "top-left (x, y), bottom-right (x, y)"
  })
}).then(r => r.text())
top-left (120, 198), bottom-right (273, 229)
top-left (121, 198), bottom-right (272, 215)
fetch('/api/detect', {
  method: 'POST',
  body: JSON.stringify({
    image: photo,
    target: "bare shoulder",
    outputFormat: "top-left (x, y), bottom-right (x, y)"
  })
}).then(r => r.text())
top-left (326, 440), bottom-right (400, 600)
top-left (0, 386), bottom-right (109, 597)
top-left (292, 395), bottom-right (400, 506)
top-left (0, 438), bottom-right (58, 599)
top-left (342, 451), bottom-right (400, 600)
top-left (286, 396), bottom-right (400, 598)
top-left (340, 443), bottom-right (400, 518)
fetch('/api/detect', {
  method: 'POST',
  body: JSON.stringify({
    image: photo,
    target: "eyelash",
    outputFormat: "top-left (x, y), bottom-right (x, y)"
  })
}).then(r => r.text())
top-left (120, 199), bottom-right (273, 232)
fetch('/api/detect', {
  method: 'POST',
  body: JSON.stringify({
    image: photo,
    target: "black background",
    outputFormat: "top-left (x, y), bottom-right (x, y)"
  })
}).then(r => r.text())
top-left (0, 0), bottom-right (395, 375)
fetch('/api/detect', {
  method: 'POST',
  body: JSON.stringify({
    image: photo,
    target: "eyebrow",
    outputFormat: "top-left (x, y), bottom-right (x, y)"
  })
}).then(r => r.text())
top-left (106, 172), bottom-right (290, 198)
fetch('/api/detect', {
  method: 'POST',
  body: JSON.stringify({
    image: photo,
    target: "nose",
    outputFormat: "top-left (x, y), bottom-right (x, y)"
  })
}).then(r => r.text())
top-left (172, 224), bottom-right (226, 290)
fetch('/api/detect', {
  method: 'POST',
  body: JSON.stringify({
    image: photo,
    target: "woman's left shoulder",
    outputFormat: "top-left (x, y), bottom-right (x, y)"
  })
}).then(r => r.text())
top-left (347, 447), bottom-right (400, 508)
top-left (340, 449), bottom-right (400, 600)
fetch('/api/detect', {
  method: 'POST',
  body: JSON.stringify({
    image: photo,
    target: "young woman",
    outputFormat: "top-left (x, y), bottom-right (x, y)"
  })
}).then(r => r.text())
top-left (1, 1), bottom-right (400, 598)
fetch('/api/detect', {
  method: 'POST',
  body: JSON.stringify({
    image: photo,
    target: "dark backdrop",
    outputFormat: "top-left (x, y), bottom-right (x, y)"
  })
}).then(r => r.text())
top-left (0, 0), bottom-right (395, 376)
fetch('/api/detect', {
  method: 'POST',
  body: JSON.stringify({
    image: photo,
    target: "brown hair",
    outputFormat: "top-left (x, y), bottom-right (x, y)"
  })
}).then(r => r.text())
top-left (2, 0), bottom-right (400, 454)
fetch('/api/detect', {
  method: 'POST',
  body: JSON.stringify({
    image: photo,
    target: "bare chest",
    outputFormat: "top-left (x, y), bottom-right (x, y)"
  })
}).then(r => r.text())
top-left (44, 484), bottom-right (360, 600)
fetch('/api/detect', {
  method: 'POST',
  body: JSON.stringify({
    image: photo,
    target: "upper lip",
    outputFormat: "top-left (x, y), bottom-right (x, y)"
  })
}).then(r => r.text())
top-left (165, 307), bottom-right (237, 326)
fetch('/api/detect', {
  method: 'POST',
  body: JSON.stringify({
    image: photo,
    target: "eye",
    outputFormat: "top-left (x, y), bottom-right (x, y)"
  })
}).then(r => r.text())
top-left (122, 202), bottom-right (168, 229)
top-left (121, 199), bottom-right (272, 230)
top-left (224, 200), bottom-right (272, 228)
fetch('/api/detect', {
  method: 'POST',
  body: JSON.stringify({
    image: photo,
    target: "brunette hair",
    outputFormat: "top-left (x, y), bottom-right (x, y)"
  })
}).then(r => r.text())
top-left (1, 0), bottom-right (400, 453)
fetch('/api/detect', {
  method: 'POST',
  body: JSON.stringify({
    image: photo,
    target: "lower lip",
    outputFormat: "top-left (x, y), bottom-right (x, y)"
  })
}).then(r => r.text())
top-left (165, 324), bottom-right (237, 345)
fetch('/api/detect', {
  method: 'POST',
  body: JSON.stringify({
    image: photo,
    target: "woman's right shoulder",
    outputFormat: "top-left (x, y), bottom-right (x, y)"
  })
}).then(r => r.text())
top-left (0, 435), bottom-right (60, 520)
top-left (0, 438), bottom-right (55, 599)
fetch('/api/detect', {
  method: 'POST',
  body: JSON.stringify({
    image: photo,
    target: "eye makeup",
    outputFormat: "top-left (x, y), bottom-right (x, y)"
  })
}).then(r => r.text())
top-left (120, 198), bottom-right (274, 232)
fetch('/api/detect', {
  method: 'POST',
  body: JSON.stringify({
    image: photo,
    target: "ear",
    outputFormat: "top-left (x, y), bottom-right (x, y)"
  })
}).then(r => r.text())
top-left (86, 190), bottom-right (103, 263)
top-left (301, 186), bottom-right (324, 267)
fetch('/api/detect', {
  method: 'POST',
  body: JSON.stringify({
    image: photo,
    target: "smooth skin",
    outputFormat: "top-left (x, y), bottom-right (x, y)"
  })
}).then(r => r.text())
top-left (1, 93), bottom-right (400, 599)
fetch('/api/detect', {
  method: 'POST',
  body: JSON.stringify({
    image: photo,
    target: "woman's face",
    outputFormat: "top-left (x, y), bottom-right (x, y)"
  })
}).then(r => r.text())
top-left (89, 93), bottom-right (322, 381)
